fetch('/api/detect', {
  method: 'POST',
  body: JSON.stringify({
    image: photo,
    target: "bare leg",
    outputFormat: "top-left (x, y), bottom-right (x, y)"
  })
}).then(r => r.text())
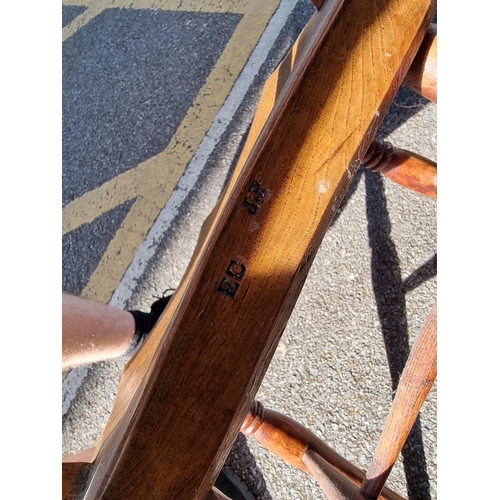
top-left (62, 293), bottom-right (135, 368)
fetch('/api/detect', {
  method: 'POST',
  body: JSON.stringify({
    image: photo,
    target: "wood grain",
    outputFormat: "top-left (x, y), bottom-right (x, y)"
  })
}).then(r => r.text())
top-left (81, 13), bottom-right (324, 462)
top-left (85, 5), bottom-right (437, 461)
top-left (361, 304), bottom-right (437, 499)
top-left (77, 0), bottom-right (436, 498)
top-left (62, 462), bottom-right (92, 500)
top-left (380, 149), bottom-right (437, 198)
top-left (303, 449), bottom-right (366, 500)
top-left (242, 401), bottom-right (405, 500)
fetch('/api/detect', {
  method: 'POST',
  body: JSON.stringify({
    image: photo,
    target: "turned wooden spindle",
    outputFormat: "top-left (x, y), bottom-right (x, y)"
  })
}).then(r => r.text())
top-left (205, 487), bottom-right (233, 500)
top-left (361, 304), bottom-right (437, 499)
top-left (362, 138), bottom-right (437, 199)
top-left (303, 449), bottom-right (367, 500)
top-left (241, 401), bottom-right (405, 500)
top-left (362, 138), bottom-right (395, 172)
top-left (403, 23), bottom-right (437, 103)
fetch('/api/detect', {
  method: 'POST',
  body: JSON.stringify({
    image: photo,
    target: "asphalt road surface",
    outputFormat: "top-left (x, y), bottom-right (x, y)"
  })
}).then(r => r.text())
top-left (62, 1), bottom-right (437, 498)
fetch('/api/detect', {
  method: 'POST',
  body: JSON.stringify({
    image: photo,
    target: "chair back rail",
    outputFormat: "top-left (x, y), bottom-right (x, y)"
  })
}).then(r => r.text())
top-left (63, 0), bottom-right (436, 497)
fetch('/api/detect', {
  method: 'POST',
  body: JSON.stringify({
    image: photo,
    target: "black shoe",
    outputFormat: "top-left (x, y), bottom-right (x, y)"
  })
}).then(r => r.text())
top-left (127, 292), bottom-right (174, 348)
top-left (214, 468), bottom-right (256, 500)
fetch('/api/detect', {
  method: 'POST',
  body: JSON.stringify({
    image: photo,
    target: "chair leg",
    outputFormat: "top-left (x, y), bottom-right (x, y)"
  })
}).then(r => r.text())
top-left (66, 0), bottom-right (436, 496)
top-left (241, 401), bottom-right (405, 500)
top-left (362, 139), bottom-right (437, 199)
top-left (303, 449), bottom-right (367, 500)
top-left (361, 304), bottom-right (437, 499)
top-left (403, 23), bottom-right (437, 103)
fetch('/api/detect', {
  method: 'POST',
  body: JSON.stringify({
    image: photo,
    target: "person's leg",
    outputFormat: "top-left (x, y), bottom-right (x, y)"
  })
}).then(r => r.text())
top-left (62, 293), bottom-right (255, 498)
top-left (62, 292), bottom-right (174, 368)
top-left (62, 293), bottom-right (136, 368)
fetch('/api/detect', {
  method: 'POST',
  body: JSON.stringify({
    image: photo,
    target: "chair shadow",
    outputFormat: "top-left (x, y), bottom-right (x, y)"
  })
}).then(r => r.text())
top-left (225, 433), bottom-right (273, 500)
top-left (330, 85), bottom-right (430, 228)
top-left (365, 168), bottom-right (435, 500)
top-left (327, 84), bottom-right (436, 499)
top-left (218, 83), bottom-right (435, 500)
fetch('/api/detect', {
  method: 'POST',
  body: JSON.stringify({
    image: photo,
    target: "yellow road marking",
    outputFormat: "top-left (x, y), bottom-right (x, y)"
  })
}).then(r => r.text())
top-left (63, 0), bottom-right (272, 13)
top-left (63, 0), bottom-right (92, 5)
top-left (63, 0), bottom-right (280, 44)
top-left (62, 0), bottom-right (281, 303)
top-left (108, 0), bottom-right (248, 14)
top-left (63, 0), bottom-right (107, 42)
top-left (83, 196), bottom-right (159, 302)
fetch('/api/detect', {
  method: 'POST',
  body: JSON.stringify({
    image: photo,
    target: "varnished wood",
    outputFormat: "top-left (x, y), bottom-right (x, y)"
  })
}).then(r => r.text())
top-left (62, 449), bottom-right (94, 500)
top-left (362, 139), bottom-right (437, 198)
top-left (242, 401), bottom-right (405, 500)
top-left (403, 23), bottom-right (437, 103)
top-left (73, 11), bottom-right (324, 470)
top-left (311, 0), bottom-right (326, 9)
top-left (379, 149), bottom-right (437, 199)
top-left (361, 304), bottom-right (437, 499)
top-left (66, 0), bottom-right (436, 498)
top-left (205, 487), bottom-right (232, 500)
top-left (62, 462), bottom-right (92, 500)
top-left (242, 401), bottom-right (352, 474)
top-left (208, 16), bottom-right (436, 202)
top-left (303, 449), bottom-right (366, 500)
top-left (362, 138), bottom-right (394, 172)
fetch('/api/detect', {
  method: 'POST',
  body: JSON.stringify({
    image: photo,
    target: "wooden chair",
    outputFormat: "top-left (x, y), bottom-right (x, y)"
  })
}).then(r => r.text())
top-left (62, 0), bottom-right (437, 498)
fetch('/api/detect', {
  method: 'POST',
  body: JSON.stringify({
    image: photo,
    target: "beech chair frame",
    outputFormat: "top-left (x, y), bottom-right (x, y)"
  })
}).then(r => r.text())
top-left (62, 0), bottom-right (437, 498)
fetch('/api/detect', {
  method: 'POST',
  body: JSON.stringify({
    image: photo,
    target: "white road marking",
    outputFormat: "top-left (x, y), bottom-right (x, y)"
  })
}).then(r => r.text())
top-left (110, 0), bottom-right (300, 310)
top-left (62, 0), bottom-right (301, 416)
top-left (62, 366), bottom-right (89, 416)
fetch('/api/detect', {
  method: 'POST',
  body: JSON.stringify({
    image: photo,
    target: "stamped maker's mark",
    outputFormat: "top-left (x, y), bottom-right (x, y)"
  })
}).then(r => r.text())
top-left (219, 179), bottom-right (266, 298)
top-left (227, 260), bottom-right (246, 279)
top-left (218, 260), bottom-right (247, 299)
top-left (243, 180), bottom-right (269, 215)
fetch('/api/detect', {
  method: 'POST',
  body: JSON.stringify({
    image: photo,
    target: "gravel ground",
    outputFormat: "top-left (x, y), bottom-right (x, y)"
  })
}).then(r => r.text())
top-left (62, 2), bottom-right (437, 498)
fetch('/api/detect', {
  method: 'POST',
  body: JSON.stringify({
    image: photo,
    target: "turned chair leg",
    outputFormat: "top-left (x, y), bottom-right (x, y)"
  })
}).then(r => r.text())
top-left (241, 401), bottom-right (405, 500)
top-left (362, 138), bottom-right (437, 199)
top-left (65, 301), bottom-right (435, 500)
top-left (241, 303), bottom-right (436, 500)
top-left (360, 305), bottom-right (437, 499)
top-left (303, 450), bottom-right (367, 500)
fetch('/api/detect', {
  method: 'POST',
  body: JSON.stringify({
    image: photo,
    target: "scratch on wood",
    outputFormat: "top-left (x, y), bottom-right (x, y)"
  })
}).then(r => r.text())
top-left (314, 127), bottom-right (357, 175)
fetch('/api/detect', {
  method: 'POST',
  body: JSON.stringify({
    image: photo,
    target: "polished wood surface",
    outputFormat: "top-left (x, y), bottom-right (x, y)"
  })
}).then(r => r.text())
top-left (62, 449), bottom-right (94, 500)
top-left (361, 305), bottom-right (437, 499)
top-left (303, 449), bottom-right (366, 500)
top-left (63, 0), bottom-right (436, 497)
top-left (62, 462), bottom-right (92, 500)
top-left (76, 9), bottom-right (323, 469)
top-left (403, 23), bottom-right (437, 103)
top-left (311, 0), bottom-right (325, 9)
top-left (242, 400), bottom-right (353, 474)
top-left (205, 487), bottom-right (233, 500)
top-left (362, 138), bottom-right (437, 198)
top-left (381, 149), bottom-right (437, 199)
top-left (242, 401), bottom-right (405, 500)
top-left (62, 448), bottom-right (95, 464)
